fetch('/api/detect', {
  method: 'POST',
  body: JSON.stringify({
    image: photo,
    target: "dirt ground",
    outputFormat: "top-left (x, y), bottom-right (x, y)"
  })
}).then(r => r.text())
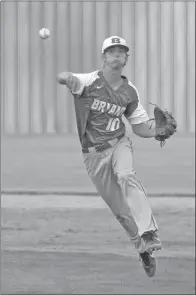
top-left (1, 195), bottom-right (195, 294)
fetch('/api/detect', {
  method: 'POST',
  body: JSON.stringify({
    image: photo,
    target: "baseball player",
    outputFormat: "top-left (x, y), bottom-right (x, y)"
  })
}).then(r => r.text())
top-left (57, 36), bottom-right (162, 278)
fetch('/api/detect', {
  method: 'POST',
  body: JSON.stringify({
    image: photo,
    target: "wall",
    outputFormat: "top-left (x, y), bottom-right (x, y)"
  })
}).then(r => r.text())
top-left (1, 1), bottom-right (195, 134)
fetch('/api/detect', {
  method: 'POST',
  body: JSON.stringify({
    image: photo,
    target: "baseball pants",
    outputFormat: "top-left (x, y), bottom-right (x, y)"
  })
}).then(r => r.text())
top-left (83, 136), bottom-right (158, 246)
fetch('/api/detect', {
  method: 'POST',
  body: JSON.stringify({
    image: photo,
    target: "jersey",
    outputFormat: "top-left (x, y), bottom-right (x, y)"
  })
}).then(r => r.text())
top-left (70, 70), bottom-right (149, 148)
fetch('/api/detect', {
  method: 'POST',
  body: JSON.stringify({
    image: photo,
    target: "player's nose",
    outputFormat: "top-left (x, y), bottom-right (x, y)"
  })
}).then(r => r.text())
top-left (114, 51), bottom-right (120, 57)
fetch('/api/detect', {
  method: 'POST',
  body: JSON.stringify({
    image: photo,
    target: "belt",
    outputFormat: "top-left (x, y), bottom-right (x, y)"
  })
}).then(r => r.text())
top-left (82, 134), bottom-right (124, 154)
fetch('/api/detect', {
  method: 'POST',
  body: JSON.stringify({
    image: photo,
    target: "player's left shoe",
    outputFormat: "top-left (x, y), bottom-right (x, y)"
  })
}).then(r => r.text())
top-left (139, 251), bottom-right (156, 277)
top-left (141, 231), bottom-right (162, 253)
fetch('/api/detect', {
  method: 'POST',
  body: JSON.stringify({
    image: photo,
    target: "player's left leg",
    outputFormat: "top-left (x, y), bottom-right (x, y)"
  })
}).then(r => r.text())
top-left (111, 136), bottom-right (161, 277)
top-left (111, 136), bottom-right (162, 253)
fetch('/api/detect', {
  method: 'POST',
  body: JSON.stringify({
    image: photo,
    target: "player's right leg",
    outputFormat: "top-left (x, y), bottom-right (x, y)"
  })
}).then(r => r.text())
top-left (83, 148), bottom-right (141, 245)
top-left (139, 251), bottom-right (157, 277)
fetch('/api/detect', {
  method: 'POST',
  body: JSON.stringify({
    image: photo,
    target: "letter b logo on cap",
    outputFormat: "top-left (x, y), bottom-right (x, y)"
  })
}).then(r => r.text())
top-left (111, 37), bottom-right (121, 44)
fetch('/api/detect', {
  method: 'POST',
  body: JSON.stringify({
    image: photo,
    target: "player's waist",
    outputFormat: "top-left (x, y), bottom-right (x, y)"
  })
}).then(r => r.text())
top-left (82, 133), bottom-right (124, 153)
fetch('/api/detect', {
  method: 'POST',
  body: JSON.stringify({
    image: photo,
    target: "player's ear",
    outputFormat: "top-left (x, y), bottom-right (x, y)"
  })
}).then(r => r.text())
top-left (101, 53), bottom-right (106, 62)
top-left (124, 54), bottom-right (129, 66)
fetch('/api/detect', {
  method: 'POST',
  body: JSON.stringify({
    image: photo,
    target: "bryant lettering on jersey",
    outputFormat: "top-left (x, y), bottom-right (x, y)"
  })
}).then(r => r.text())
top-left (70, 70), bottom-right (149, 148)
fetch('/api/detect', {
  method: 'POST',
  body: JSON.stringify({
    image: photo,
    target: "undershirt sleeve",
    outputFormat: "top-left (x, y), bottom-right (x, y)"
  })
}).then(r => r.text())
top-left (124, 82), bottom-right (149, 124)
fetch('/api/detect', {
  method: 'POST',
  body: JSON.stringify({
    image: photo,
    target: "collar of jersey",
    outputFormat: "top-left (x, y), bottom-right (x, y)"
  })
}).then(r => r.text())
top-left (98, 70), bottom-right (128, 90)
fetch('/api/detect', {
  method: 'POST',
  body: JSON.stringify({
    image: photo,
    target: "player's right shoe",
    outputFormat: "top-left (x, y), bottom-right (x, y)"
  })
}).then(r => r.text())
top-left (139, 251), bottom-right (156, 277)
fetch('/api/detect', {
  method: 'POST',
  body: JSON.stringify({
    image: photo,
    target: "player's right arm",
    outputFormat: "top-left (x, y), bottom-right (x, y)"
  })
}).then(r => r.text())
top-left (57, 72), bottom-right (82, 94)
top-left (57, 70), bottom-right (99, 96)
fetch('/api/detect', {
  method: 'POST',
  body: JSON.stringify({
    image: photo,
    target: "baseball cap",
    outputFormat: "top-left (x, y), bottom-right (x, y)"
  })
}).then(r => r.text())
top-left (102, 36), bottom-right (129, 53)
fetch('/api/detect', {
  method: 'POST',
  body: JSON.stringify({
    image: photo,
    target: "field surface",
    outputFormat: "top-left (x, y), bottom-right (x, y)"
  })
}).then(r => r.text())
top-left (1, 194), bottom-right (195, 294)
top-left (1, 133), bottom-right (195, 195)
top-left (1, 133), bottom-right (195, 294)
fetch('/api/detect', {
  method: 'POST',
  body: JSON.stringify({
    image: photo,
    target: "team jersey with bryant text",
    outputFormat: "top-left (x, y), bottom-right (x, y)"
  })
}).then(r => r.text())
top-left (71, 70), bottom-right (149, 148)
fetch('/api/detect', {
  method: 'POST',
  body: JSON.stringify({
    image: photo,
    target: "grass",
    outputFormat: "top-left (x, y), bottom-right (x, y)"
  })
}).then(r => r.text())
top-left (1, 133), bottom-right (195, 195)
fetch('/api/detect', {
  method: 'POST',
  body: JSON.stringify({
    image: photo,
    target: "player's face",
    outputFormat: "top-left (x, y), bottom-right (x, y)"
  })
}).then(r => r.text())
top-left (103, 46), bottom-right (127, 69)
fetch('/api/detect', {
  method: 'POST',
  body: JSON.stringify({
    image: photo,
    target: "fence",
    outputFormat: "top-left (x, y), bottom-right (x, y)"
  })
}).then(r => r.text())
top-left (1, 1), bottom-right (195, 134)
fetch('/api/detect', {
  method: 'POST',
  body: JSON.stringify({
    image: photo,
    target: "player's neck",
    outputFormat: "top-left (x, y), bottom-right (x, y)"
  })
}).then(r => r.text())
top-left (102, 67), bottom-right (123, 88)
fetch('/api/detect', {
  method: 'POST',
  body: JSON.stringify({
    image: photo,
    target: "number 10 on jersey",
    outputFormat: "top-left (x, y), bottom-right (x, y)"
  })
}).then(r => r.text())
top-left (106, 117), bottom-right (120, 131)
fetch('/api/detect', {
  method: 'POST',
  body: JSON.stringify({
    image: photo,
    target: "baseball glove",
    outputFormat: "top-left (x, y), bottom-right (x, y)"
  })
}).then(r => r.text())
top-left (149, 103), bottom-right (177, 147)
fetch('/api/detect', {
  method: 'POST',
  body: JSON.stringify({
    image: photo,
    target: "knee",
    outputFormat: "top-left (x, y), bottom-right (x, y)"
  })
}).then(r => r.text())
top-left (115, 170), bottom-right (136, 182)
top-left (114, 171), bottom-right (138, 195)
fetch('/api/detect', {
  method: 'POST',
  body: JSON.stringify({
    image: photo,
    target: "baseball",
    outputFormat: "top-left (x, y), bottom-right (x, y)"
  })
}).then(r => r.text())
top-left (39, 28), bottom-right (50, 39)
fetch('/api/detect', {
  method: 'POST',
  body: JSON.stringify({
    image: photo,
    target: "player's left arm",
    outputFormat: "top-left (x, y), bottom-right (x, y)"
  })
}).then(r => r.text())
top-left (124, 85), bottom-right (155, 138)
top-left (131, 120), bottom-right (156, 138)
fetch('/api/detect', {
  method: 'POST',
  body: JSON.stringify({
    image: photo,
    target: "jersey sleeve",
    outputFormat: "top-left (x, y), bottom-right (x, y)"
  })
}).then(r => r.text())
top-left (71, 71), bottom-right (99, 96)
top-left (124, 82), bottom-right (149, 124)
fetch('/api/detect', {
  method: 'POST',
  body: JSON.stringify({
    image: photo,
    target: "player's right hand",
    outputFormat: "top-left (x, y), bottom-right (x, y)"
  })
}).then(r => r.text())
top-left (65, 74), bottom-right (81, 93)
top-left (57, 72), bottom-right (81, 93)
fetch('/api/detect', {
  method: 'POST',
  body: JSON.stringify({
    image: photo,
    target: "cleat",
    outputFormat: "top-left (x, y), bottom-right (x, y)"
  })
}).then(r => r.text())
top-left (139, 251), bottom-right (156, 277)
top-left (141, 231), bottom-right (162, 253)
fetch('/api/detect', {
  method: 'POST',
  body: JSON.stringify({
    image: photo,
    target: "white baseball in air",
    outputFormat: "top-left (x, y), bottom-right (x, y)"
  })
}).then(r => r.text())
top-left (39, 28), bottom-right (50, 39)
